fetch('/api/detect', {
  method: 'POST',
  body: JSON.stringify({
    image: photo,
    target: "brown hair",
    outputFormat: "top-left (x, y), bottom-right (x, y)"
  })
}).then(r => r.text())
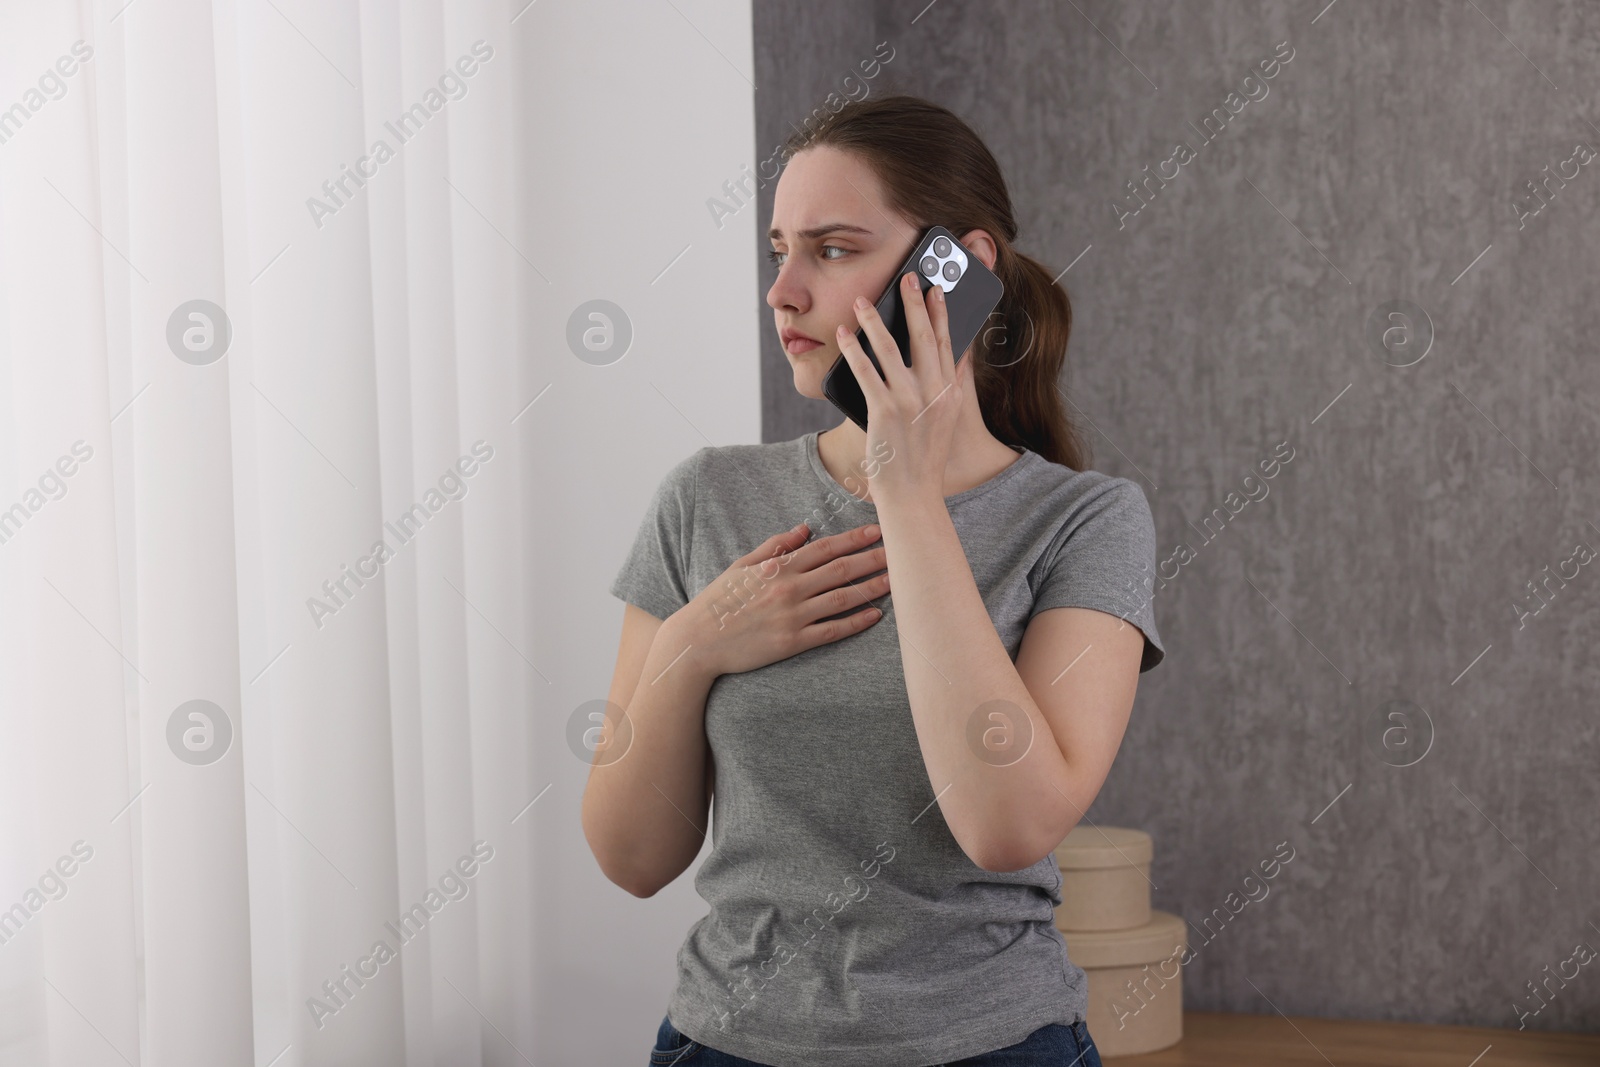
top-left (782, 94), bottom-right (1089, 470)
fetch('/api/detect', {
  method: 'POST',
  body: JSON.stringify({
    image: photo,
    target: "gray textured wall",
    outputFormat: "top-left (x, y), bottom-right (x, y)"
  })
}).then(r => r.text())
top-left (753, 0), bottom-right (1600, 1032)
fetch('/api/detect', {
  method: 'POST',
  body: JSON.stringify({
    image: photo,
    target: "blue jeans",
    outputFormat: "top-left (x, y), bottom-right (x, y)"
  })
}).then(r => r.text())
top-left (648, 1013), bottom-right (1105, 1066)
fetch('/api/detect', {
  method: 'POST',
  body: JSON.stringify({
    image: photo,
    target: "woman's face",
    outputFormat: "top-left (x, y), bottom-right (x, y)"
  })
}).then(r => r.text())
top-left (765, 145), bottom-right (921, 399)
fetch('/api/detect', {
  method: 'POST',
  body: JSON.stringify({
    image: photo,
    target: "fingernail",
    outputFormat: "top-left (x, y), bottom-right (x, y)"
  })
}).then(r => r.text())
top-left (855, 296), bottom-right (869, 309)
top-left (866, 524), bottom-right (880, 536)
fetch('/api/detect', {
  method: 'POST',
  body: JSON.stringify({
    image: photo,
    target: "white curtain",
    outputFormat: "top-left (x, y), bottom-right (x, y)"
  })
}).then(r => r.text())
top-left (0, 1), bottom-right (542, 1063)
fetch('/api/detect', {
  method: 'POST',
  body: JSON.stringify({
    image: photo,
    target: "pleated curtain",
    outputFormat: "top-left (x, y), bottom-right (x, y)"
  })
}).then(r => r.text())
top-left (0, 1), bottom-right (539, 1063)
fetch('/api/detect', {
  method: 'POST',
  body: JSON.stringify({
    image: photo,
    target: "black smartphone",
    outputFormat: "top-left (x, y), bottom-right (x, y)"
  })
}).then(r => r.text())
top-left (821, 225), bottom-right (1004, 431)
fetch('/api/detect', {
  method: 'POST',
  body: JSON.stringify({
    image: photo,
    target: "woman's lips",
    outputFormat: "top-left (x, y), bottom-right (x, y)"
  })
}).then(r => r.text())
top-left (785, 336), bottom-right (824, 354)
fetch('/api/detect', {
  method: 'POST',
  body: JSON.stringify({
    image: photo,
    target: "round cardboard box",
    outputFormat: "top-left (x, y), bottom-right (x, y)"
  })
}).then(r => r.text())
top-left (1064, 909), bottom-right (1186, 1058)
top-left (1053, 825), bottom-right (1152, 932)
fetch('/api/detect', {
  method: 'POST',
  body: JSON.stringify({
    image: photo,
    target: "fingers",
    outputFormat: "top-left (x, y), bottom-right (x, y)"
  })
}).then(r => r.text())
top-left (760, 522), bottom-right (808, 555)
top-left (795, 541), bottom-right (888, 603)
top-left (844, 273), bottom-right (952, 410)
top-left (784, 522), bottom-right (878, 578)
top-left (746, 520), bottom-right (876, 577)
top-left (834, 318), bottom-right (889, 417)
top-left (744, 522), bottom-right (811, 575)
top-left (738, 520), bottom-right (889, 651)
top-left (839, 278), bottom-right (915, 399)
top-left (851, 286), bottom-right (905, 382)
top-left (901, 272), bottom-right (954, 385)
top-left (805, 522), bottom-right (881, 566)
top-left (797, 599), bottom-right (886, 651)
top-left (930, 282), bottom-right (955, 380)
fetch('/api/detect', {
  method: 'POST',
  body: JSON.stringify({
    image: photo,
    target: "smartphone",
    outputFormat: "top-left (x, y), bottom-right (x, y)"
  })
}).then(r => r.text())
top-left (821, 225), bottom-right (1004, 432)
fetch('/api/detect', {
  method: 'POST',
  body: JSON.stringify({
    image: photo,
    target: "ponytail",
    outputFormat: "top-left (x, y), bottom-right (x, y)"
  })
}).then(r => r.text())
top-left (978, 248), bottom-right (1087, 470)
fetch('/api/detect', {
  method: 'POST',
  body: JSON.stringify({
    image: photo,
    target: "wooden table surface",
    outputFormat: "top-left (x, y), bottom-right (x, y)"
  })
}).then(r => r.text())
top-left (1104, 1011), bottom-right (1599, 1066)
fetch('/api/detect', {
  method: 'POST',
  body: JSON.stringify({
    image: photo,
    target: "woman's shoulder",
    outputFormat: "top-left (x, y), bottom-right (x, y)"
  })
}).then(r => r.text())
top-left (676, 435), bottom-right (813, 495)
top-left (648, 436), bottom-right (791, 481)
top-left (1019, 451), bottom-right (1152, 518)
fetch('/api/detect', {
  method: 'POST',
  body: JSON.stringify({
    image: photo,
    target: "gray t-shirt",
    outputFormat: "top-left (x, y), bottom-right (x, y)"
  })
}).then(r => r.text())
top-left (609, 430), bottom-right (1164, 1067)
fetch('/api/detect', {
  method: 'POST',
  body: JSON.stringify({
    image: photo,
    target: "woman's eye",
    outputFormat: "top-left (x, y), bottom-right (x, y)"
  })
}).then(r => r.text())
top-left (766, 246), bottom-right (849, 267)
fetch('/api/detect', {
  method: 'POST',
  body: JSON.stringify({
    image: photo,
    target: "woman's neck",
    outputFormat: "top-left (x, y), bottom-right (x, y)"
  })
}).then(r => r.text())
top-left (816, 409), bottom-right (1022, 505)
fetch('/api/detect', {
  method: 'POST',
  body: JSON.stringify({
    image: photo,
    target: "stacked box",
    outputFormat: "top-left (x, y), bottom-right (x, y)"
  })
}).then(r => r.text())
top-left (1053, 826), bottom-right (1185, 1057)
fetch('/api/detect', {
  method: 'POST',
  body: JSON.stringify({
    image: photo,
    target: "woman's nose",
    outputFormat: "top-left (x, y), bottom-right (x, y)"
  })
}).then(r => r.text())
top-left (766, 264), bottom-right (807, 312)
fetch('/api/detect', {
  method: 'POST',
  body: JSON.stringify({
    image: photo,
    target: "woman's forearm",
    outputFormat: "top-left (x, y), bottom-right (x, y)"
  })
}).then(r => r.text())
top-left (581, 614), bottom-right (719, 896)
top-left (875, 491), bottom-right (1073, 872)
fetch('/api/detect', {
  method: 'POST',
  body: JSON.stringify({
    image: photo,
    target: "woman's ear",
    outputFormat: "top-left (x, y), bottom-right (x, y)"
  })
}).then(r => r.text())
top-left (959, 229), bottom-right (999, 272)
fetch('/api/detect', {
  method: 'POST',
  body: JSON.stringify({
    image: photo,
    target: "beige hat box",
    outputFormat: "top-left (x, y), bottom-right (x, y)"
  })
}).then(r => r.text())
top-left (1053, 826), bottom-right (1185, 1058)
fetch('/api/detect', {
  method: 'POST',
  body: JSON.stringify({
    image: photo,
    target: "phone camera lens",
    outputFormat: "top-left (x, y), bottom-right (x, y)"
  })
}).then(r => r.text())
top-left (932, 236), bottom-right (952, 257)
top-left (921, 256), bottom-right (939, 277)
top-left (942, 260), bottom-right (961, 282)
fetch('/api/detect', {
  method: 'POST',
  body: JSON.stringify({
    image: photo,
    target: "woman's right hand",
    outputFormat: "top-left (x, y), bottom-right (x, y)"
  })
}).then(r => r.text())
top-left (676, 521), bottom-right (891, 677)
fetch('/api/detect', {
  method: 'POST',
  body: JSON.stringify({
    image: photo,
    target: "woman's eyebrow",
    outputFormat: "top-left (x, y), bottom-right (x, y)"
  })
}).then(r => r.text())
top-left (767, 222), bottom-right (874, 242)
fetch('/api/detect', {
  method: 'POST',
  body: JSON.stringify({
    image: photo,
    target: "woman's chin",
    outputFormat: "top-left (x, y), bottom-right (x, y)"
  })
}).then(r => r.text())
top-left (788, 352), bottom-right (834, 399)
top-left (792, 374), bottom-right (824, 400)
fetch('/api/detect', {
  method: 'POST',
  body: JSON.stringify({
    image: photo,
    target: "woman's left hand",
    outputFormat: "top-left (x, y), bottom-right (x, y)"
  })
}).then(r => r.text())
top-left (835, 270), bottom-right (973, 507)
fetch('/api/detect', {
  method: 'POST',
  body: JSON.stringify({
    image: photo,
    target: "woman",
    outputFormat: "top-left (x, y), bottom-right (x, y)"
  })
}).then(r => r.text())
top-left (585, 94), bottom-right (1164, 1067)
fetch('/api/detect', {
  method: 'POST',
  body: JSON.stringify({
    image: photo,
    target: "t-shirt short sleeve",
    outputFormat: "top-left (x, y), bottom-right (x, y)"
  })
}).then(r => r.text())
top-left (1031, 477), bottom-right (1166, 672)
top-left (609, 449), bottom-right (702, 622)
